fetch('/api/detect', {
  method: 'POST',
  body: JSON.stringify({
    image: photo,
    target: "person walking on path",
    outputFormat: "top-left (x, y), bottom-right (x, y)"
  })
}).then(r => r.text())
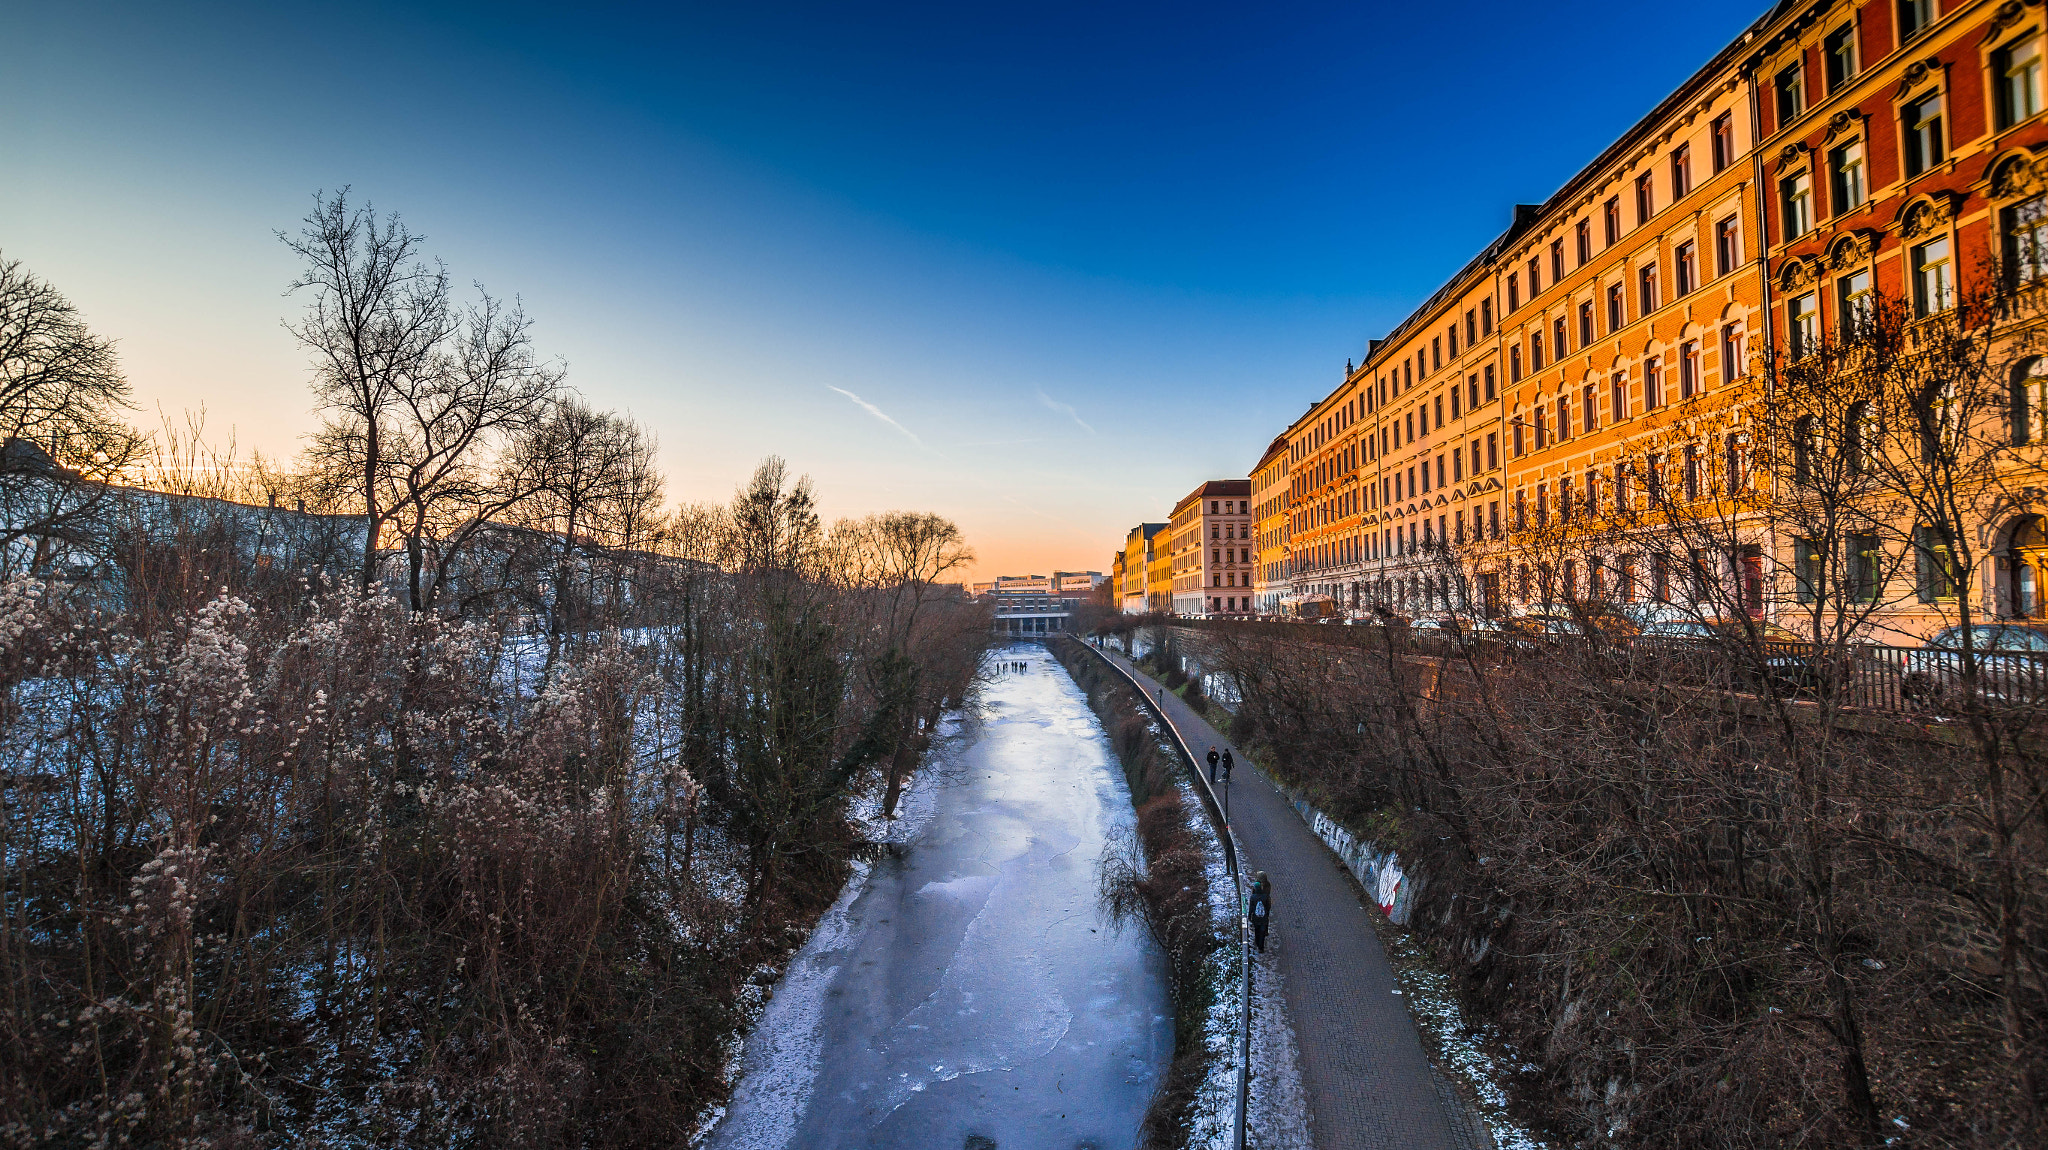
top-left (1247, 871), bottom-right (1272, 952)
top-left (1206, 746), bottom-right (1220, 782)
top-left (1220, 748), bottom-right (1234, 782)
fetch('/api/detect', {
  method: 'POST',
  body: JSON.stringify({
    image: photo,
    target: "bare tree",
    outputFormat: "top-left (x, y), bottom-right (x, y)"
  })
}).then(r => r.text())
top-left (282, 189), bottom-right (451, 593)
top-left (0, 254), bottom-right (144, 571)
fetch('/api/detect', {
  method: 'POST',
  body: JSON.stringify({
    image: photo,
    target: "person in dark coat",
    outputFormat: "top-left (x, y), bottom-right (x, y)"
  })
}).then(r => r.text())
top-left (1220, 748), bottom-right (1234, 782)
top-left (1206, 746), bottom-right (1220, 782)
top-left (1247, 871), bottom-right (1271, 952)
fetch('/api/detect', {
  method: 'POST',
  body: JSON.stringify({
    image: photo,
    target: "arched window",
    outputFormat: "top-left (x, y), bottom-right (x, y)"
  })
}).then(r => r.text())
top-left (2014, 357), bottom-right (2048, 444)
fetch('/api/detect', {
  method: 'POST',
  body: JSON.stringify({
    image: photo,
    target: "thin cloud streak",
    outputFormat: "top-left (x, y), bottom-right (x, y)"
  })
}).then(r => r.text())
top-left (1035, 389), bottom-right (1095, 435)
top-left (827, 385), bottom-right (924, 446)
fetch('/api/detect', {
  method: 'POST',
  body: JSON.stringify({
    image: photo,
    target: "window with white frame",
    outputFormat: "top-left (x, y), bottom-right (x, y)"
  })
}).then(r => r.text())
top-left (1903, 91), bottom-right (1944, 175)
top-left (1790, 292), bottom-right (1820, 358)
top-left (1830, 140), bottom-right (1866, 215)
top-left (1824, 25), bottom-right (1858, 92)
top-left (1913, 236), bottom-right (1954, 315)
top-left (2006, 194), bottom-right (2048, 285)
top-left (1782, 170), bottom-right (1814, 238)
top-left (1675, 241), bottom-right (1698, 294)
top-left (1997, 32), bottom-right (2044, 129)
top-left (1838, 269), bottom-right (1873, 337)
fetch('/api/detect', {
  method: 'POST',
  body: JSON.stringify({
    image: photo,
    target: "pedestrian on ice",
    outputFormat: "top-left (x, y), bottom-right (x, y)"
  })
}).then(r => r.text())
top-left (1220, 748), bottom-right (1234, 782)
top-left (1206, 746), bottom-right (1220, 782)
top-left (1247, 871), bottom-right (1271, 952)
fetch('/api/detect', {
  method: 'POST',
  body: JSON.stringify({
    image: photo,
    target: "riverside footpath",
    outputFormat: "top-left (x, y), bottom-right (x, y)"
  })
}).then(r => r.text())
top-left (1093, 643), bottom-right (1493, 1150)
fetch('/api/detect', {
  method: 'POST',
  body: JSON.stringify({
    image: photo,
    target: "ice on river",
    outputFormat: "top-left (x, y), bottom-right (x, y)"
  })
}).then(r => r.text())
top-left (704, 643), bottom-right (1173, 1150)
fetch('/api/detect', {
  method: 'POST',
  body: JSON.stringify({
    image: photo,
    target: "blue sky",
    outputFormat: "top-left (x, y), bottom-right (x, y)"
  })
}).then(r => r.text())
top-left (3, 0), bottom-right (1767, 579)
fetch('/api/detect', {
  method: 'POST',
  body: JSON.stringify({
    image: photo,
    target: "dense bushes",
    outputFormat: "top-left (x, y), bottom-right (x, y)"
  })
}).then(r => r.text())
top-left (0, 466), bottom-right (989, 1148)
top-left (1199, 622), bottom-right (2046, 1149)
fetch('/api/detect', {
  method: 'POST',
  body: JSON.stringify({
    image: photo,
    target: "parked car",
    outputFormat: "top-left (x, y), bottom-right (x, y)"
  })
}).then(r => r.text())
top-left (1901, 623), bottom-right (2048, 706)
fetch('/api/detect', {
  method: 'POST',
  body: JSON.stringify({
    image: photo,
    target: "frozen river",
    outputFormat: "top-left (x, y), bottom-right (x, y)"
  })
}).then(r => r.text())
top-left (705, 643), bottom-right (1173, 1150)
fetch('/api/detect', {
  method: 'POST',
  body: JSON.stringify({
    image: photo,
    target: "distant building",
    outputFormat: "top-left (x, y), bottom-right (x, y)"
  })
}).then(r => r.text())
top-left (1249, 435), bottom-right (1290, 614)
top-left (1118, 524), bottom-right (1168, 614)
top-left (1168, 479), bottom-right (1253, 617)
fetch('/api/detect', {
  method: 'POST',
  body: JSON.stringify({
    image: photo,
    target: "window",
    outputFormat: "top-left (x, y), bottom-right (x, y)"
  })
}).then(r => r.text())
top-left (1646, 455), bottom-right (1665, 502)
top-left (1776, 63), bottom-right (1806, 124)
top-left (1838, 269), bottom-right (1873, 336)
top-left (1448, 324), bottom-right (1459, 357)
top-left (1639, 263), bottom-right (1659, 315)
top-left (1675, 241), bottom-right (1697, 295)
top-left (1635, 172), bottom-right (1655, 223)
top-left (1583, 384), bottom-right (1597, 433)
top-left (1711, 112), bottom-right (1735, 171)
top-left (1721, 324), bottom-right (1745, 380)
top-left (1824, 25), bottom-right (1858, 92)
top-left (1451, 385), bottom-right (1461, 419)
top-left (1486, 432), bottom-right (1498, 470)
top-left (1471, 439), bottom-right (1481, 476)
top-left (1611, 373), bottom-right (1626, 422)
top-left (1575, 219), bottom-right (1591, 264)
top-left (1714, 216), bottom-right (1740, 276)
top-left (1793, 414), bottom-right (1819, 482)
top-left (1481, 298), bottom-right (1493, 334)
top-left (1453, 445), bottom-right (1463, 481)
top-left (1528, 256), bottom-right (1541, 296)
top-left (1578, 301), bottom-right (1593, 347)
top-left (1913, 237), bottom-right (1953, 315)
top-left (1850, 532), bottom-right (1883, 601)
top-left (1484, 364), bottom-right (1496, 401)
top-left (1468, 374), bottom-right (1479, 409)
top-left (2006, 194), bottom-right (2048, 286)
top-left (1782, 170), bottom-right (1814, 238)
top-left (1550, 239), bottom-right (1564, 282)
top-left (1914, 525), bottom-right (1959, 602)
top-left (1680, 341), bottom-right (1700, 399)
top-left (1645, 356), bottom-right (1663, 408)
top-left (1432, 337), bottom-right (1441, 372)
top-left (1997, 34), bottom-right (2044, 128)
top-left (1466, 309), bottom-right (1477, 343)
top-left (1554, 316), bottom-right (1568, 358)
top-left (1534, 406), bottom-right (1547, 448)
top-left (1507, 273), bottom-right (1520, 311)
top-left (1670, 144), bottom-right (1691, 199)
top-left (1531, 331), bottom-right (1544, 370)
top-left (1903, 92), bottom-right (1944, 176)
top-left (1615, 463), bottom-right (1632, 511)
top-left (1557, 394), bottom-right (1571, 440)
top-left (2013, 358), bottom-right (2048, 444)
top-left (1683, 445), bottom-right (1701, 500)
top-left (1830, 140), bottom-right (1866, 215)
top-left (1790, 292), bottom-right (1820, 358)
top-left (1607, 283), bottom-right (1625, 331)
top-left (1603, 197), bottom-right (1621, 244)
top-left (1794, 537), bottom-right (1824, 602)
top-left (1846, 400), bottom-right (1873, 472)
top-left (1899, 0), bottom-right (1932, 42)
top-left (1510, 345), bottom-right (1523, 382)
top-left (1725, 432), bottom-right (1748, 492)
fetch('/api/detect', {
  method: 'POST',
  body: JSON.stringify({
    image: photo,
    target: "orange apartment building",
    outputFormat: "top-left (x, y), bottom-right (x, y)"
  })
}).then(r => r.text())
top-left (1168, 479), bottom-right (1254, 616)
top-left (1117, 522), bottom-right (1168, 614)
top-left (1250, 435), bottom-right (1291, 613)
top-left (1114, 1), bottom-right (2048, 632)
top-left (1263, 0), bottom-right (2047, 636)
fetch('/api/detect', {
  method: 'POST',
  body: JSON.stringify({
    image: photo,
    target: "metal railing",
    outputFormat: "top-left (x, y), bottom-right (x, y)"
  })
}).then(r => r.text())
top-left (1075, 638), bottom-right (1252, 1150)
